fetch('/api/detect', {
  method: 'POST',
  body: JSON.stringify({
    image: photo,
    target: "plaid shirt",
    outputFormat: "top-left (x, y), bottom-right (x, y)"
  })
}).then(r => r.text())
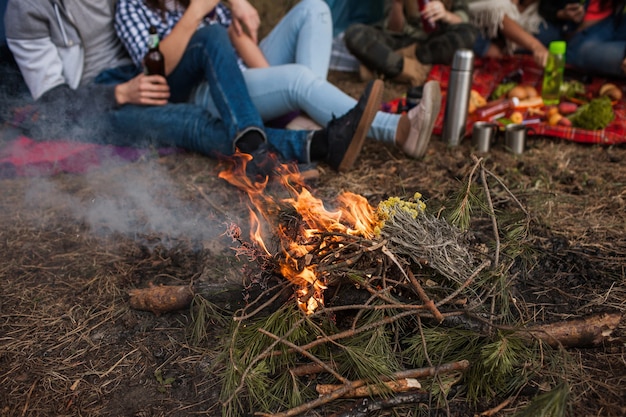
top-left (114, 0), bottom-right (233, 69)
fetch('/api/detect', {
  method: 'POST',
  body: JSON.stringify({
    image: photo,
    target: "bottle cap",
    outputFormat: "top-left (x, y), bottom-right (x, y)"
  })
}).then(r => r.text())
top-left (549, 41), bottom-right (566, 55)
top-left (451, 49), bottom-right (474, 72)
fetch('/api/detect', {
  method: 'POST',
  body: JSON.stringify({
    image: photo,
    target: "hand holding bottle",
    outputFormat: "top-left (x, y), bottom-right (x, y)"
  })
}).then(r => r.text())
top-left (420, 1), bottom-right (463, 25)
top-left (115, 74), bottom-right (170, 107)
top-left (420, 1), bottom-right (446, 23)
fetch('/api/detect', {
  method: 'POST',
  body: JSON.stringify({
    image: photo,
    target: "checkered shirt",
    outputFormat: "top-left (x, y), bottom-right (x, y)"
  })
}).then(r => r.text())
top-left (115, 0), bottom-right (233, 69)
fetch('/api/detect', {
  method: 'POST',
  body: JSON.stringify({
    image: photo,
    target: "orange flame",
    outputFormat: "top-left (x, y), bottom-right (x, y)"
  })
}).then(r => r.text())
top-left (219, 151), bottom-right (380, 314)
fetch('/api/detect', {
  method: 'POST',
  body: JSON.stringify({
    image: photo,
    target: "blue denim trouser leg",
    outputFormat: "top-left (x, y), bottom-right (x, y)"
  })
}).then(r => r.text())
top-left (195, 63), bottom-right (400, 144)
top-left (567, 16), bottom-right (626, 77)
top-left (166, 24), bottom-right (266, 143)
top-left (101, 24), bottom-right (311, 161)
top-left (259, 0), bottom-right (332, 79)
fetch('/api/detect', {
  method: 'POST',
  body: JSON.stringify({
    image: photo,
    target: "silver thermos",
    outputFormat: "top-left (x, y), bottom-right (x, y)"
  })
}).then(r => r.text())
top-left (442, 49), bottom-right (474, 147)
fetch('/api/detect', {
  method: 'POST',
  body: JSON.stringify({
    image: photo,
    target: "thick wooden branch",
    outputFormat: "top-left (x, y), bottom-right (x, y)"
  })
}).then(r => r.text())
top-left (316, 378), bottom-right (421, 398)
top-left (523, 312), bottom-right (622, 348)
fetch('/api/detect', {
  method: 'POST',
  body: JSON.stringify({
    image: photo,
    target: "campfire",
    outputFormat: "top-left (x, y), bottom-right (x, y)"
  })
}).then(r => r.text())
top-left (216, 152), bottom-right (479, 318)
top-left (127, 152), bottom-right (622, 417)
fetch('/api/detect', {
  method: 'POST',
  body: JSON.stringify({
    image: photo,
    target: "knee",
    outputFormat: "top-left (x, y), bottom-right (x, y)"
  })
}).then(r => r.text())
top-left (195, 24), bottom-right (230, 51)
top-left (283, 64), bottom-right (318, 88)
top-left (301, 0), bottom-right (330, 15)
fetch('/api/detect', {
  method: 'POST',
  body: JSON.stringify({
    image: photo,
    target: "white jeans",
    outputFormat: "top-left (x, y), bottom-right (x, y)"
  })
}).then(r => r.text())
top-left (196, 0), bottom-right (400, 144)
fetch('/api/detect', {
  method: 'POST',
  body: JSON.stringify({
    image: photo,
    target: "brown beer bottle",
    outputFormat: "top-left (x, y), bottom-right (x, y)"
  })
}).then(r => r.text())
top-left (144, 26), bottom-right (165, 76)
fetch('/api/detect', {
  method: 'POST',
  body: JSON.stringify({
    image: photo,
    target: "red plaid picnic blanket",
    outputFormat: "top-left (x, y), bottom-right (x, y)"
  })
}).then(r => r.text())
top-left (389, 55), bottom-right (626, 145)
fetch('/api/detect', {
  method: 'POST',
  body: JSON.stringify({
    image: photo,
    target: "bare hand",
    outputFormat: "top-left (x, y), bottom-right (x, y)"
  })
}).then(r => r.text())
top-left (421, 1), bottom-right (447, 23)
top-left (188, 0), bottom-right (221, 21)
top-left (532, 44), bottom-right (549, 68)
top-left (621, 57), bottom-right (626, 74)
top-left (115, 74), bottom-right (170, 106)
top-left (229, 0), bottom-right (261, 43)
top-left (562, 3), bottom-right (585, 23)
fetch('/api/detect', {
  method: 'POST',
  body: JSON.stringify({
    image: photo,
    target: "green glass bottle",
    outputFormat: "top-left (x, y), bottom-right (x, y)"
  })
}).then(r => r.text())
top-left (541, 41), bottom-right (567, 106)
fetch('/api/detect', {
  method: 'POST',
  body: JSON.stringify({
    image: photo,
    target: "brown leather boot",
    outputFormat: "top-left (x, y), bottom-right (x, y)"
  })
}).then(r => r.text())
top-left (394, 43), bottom-right (417, 59)
top-left (393, 56), bottom-right (432, 87)
top-left (359, 64), bottom-right (376, 82)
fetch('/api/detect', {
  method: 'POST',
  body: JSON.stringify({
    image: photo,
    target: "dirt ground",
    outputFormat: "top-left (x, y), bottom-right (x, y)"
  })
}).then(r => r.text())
top-left (1, 1), bottom-right (625, 417)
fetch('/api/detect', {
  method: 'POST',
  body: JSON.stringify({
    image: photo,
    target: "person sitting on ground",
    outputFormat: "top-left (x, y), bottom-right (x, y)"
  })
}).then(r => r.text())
top-left (536, 0), bottom-right (587, 45)
top-left (4, 0), bottom-right (382, 181)
top-left (341, 0), bottom-right (479, 87)
top-left (565, 0), bottom-right (626, 78)
top-left (115, 0), bottom-right (442, 160)
top-left (0, 0), bottom-right (29, 124)
top-left (323, 0), bottom-right (386, 73)
top-left (468, 0), bottom-right (549, 67)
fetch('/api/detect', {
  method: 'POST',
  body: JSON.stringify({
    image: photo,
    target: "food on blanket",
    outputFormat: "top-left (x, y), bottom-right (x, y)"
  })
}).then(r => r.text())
top-left (547, 112), bottom-right (572, 127)
top-left (506, 85), bottom-right (539, 101)
top-left (507, 85), bottom-right (529, 100)
top-left (513, 97), bottom-right (544, 110)
top-left (468, 89), bottom-right (487, 114)
top-left (599, 83), bottom-right (623, 101)
top-left (491, 82), bottom-right (517, 100)
top-left (509, 111), bottom-right (524, 124)
top-left (558, 117), bottom-right (572, 127)
top-left (548, 112), bottom-right (563, 126)
top-left (525, 86), bottom-right (539, 98)
top-left (546, 106), bottom-right (559, 117)
top-left (560, 80), bottom-right (586, 99)
top-left (474, 97), bottom-right (519, 120)
top-left (568, 96), bottom-right (615, 130)
top-left (558, 102), bottom-right (579, 115)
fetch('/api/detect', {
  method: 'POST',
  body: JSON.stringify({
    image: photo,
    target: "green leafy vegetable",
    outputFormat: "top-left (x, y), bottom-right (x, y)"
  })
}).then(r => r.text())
top-left (491, 82), bottom-right (517, 100)
top-left (568, 96), bottom-right (614, 130)
top-left (559, 80), bottom-right (586, 99)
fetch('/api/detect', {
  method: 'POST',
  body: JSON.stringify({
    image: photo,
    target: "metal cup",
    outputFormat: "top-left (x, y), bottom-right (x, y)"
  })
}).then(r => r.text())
top-left (505, 124), bottom-right (527, 155)
top-left (472, 121), bottom-right (498, 153)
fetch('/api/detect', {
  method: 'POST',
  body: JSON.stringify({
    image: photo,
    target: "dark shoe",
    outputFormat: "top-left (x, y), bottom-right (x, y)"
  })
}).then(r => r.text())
top-left (246, 144), bottom-right (320, 184)
top-left (245, 142), bottom-right (281, 182)
top-left (323, 79), bottom-right (384, 172)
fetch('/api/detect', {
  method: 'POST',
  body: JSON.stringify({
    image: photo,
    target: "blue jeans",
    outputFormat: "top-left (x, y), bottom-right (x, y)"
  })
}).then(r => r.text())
top-left (567, 16), bottom-right (626, 77)
top-left (324, 0), bottom-right (384, 37)
top-left (195, 0), bottom-right (400, 144)
top-left (97, 25), bottom-right (311, 162)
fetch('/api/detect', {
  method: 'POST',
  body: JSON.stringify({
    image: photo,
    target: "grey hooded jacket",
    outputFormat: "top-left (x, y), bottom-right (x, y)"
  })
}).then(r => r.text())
top-left (4, 0), bottom-right (133, 113)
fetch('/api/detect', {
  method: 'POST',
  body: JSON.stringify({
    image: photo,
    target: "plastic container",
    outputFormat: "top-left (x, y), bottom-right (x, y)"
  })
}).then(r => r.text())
top-left (541, 41), bottom-right (567, 106)
top-left (442, 49), bottom-right (474, 146)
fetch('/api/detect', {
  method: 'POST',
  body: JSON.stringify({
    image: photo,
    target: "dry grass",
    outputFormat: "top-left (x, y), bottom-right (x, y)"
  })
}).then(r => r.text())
top-left (1, 1), bottom-right (625, 415)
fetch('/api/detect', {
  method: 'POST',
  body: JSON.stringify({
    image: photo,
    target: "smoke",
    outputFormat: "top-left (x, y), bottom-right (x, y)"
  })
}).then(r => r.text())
top-left (22, 160), bottom-right (239, 246)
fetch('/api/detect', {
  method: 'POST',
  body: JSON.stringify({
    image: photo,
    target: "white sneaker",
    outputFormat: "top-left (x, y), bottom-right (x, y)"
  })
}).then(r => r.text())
top-left (401, 80), bottom-right (442, 159)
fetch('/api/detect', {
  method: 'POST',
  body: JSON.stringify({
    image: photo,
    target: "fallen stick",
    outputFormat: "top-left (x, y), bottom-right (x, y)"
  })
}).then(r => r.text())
top-left (316, 378), bottom-right (421, 398)
top-left (127, 281), bottom-right (289, 316)
top-left (523, 312), bottom-right (622, 348)
top-left (334, 391), bottom-right (432, 417)
top-left (128, 284), bottom-right (194, 316)
top-left (256, 360), bottom-right (469, 417)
